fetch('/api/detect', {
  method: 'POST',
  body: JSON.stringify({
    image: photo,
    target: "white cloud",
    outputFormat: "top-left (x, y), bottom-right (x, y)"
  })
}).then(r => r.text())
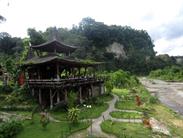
top-left (154, 36), bottom-right (183, 56)
top-left (0, 0), bottom-right (183, 55)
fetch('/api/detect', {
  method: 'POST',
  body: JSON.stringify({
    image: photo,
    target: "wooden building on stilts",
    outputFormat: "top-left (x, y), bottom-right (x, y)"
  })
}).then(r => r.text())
top-left (22, 40), bottom-right (104, 109)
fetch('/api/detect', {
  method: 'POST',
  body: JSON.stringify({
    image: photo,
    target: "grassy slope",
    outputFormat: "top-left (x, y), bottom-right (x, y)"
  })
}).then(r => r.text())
top-left (101, 120), bottom-right (152, 138)
top-left (105, 87), bottom-right (183, 137)
top-left (151, 104), bottom-right (183, 137)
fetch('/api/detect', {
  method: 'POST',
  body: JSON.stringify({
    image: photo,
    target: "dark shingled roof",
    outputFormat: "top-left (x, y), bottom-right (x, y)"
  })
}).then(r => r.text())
top-left (31, 40), bottom-right (77, 53)
top-left (23, 55), bottom-right (102, 68)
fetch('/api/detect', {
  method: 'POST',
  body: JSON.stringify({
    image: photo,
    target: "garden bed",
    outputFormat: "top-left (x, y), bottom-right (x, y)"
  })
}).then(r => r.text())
top-left (110, 111), bottom-right (142, 119)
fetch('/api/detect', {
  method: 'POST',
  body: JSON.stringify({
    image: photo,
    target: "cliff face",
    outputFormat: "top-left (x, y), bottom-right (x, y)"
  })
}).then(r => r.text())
top-left (106, 42), bottom-right (127, 59)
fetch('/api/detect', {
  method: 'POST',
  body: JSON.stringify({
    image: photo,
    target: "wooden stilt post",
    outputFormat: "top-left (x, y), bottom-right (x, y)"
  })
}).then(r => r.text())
top-left (57, 91), bottom-right (60, 103)
top-left (50, 89), bottom-right (53, 109)
top-left (90, 85), bottom-right (93, 97)
top-left (38, 68), bottom-right (41, 79)
top-left (56, 63), bottom-right (60, 80)
top-left (32, 88), bottom-right (35, 96)
top-left (38, 88), bottom-right (42, 105)
top-left (79, 87), bottom-right (82, 103)
top-left (101, 83), bottom-right (105, 94)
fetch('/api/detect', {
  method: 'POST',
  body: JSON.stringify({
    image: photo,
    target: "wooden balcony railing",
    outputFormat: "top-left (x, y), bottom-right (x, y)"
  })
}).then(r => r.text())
top-left (27, 77), bottom-right (103, 88)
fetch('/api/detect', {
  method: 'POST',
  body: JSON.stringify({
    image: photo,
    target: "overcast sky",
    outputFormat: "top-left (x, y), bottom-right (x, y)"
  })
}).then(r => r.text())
top-left (0, 0), bottom-right (183, 56)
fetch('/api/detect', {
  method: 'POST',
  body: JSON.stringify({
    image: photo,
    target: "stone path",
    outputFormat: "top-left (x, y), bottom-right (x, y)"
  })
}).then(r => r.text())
top-left (86, 94), bottom-right (118, 138)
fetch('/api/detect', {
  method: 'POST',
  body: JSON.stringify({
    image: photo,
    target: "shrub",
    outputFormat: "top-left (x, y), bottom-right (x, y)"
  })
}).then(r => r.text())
top-left (148, 96), bottom-right (158, 104)
top-left (149, 66), bottom-right (183, 81)
top-left (104, 70), bottom-right (140, 89)
top-left (105, 81), bottom-right (113, 94)
top-left (67, 91), bottom-right (77, 108)
top-left (0, 85), bottom-right (13, 93)
top-left (68, 107), bottom-right (80, 124)
top-left (40, 112), bottom-right (50, 129)
top-left (0, 120), bottom-right (23, 138)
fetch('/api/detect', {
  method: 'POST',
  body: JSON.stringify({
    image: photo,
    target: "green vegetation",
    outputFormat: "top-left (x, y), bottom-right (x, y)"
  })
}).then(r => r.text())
top-left (17, 113), bottom-right (90, 138)
top-left (113, 86), bottom-right (156, 111)
top-left (101, 120), bottom-right (153, 138)
top-left (103, 70), bottom-right (140, 89)
top-left (68, 107), bottom-right (80, 124)
top-left (14, 95), bottom-right (109, 138)
top-left (0, 86), bottom-right (36, 111)
top-left (115, 100), bottom-right (140, 110)
top-left (110, 111), bottom-right (142, 119)
top-left (79, 103), bottom-right (108, 119)
top-left (51, 94), bottom-right (112, 121)
top-left (67, 91), bottom-right (77, 108)
top-left (150, 104), bottom-right (183, 137)
top-left (99, 94), bottom-right (113, 102)
top-left (1, 15), bottom-right (183, 138)
top-left (0, 120), bottom-right (23, 138)
top-left (149, 66), bottom-right (183, 81)
top-left (40, 113), bottom-right (50, 129)
top-left (112, 88), bottom-right (130, 97)
top-left (108, 74), bottom-right (182, 137)
top-left (0, 17), bottom-right (159, 75)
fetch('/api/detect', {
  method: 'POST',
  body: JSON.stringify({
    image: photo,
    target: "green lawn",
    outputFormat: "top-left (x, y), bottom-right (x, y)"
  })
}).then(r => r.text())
top-left (51, 94), bottom-right (111, 121)
top-left (110, 111), bottom-right (142, 119)
top-left (50, 111), bottom-right (68, 121)
top-left (17, 113), bottom-right (90, 138)
top-left (51, 103), bottom-right (108, 121)
top-left (101, 120), bottom-right (153, 138)
top-left (112, 88), bottom-right (130, 97)
top-left (99, 94), bottom-right (113, 102)
top-left (11, 94), bottom-right (111, 138)
top-left (115, 100), bottom-right (141, 111)
top-left (79, 103), bottom-right (108, 119)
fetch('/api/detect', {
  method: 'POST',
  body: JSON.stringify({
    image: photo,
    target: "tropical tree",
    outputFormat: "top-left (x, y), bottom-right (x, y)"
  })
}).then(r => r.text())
top-left (68, 107), bottom-right (80, 124)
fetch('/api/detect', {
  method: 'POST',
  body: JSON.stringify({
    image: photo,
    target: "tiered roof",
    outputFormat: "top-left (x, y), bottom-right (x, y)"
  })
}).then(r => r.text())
top-left (23, 40), bottom-right (102, 68)
top-left (23, 55), bottom-right (102, 67)
top-left (31, 40), bottom-right (77, 53)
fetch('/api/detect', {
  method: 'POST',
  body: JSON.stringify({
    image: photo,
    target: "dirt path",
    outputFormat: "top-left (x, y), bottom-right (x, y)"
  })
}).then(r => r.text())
top-left (140, 77), bottom-right (183, 115)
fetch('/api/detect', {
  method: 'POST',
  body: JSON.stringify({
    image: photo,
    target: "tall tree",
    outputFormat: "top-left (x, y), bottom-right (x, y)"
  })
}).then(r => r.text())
top-left (27, 28), bottom-right (46, 45)
top-left (0, 32), bottom-right (23, 55)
